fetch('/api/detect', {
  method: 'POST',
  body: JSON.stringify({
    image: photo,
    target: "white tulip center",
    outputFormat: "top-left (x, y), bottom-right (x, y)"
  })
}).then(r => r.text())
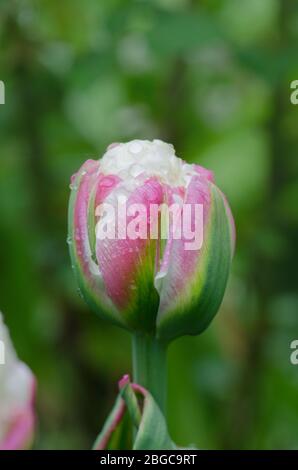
top-left (100, 139), bottom-right (196, 188)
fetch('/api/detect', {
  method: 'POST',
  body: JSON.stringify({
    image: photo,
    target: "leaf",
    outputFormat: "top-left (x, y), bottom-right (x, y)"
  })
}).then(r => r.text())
top-left (93, 375), bottom-right (177, 450)
top-left (92, 395), bottom-right (131, 450)
top-left (132, 384), bottom-right (176, 450)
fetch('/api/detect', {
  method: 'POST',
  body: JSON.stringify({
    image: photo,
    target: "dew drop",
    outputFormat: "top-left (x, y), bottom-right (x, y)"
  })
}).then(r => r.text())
top-left (129, 141), bottom-right (143, 155)
top-left (101, 176), bottom-right (116, 188)
top-left (75, 228), bottom-right (81, 241)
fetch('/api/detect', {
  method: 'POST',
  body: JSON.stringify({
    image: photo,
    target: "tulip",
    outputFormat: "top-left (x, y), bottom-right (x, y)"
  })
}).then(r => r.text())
top-left (68, 139), bottom-right (235, 409)
top-left (0, 314), bottom-right (35, 450)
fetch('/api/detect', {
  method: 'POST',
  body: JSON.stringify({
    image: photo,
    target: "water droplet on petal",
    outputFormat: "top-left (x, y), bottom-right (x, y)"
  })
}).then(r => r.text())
top-left (70, 173), bottom-right (77, 185)
top-left (129, 141), bottom-right (143, 155)
top-left (100, 176), bottom-right (117, 188)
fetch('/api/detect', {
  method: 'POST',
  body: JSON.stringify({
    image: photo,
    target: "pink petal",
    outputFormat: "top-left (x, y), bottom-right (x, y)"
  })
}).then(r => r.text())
top-left (96, 178), bottom-right (164, 311)
top-left (194, 164), bottom-right (215, 183)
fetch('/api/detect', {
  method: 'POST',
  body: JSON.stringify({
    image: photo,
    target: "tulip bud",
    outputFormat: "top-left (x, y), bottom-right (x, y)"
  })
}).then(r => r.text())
top-left (68, 140), bottom-right (235, 342)
top-left (0, 313), bottom-right (35, 450)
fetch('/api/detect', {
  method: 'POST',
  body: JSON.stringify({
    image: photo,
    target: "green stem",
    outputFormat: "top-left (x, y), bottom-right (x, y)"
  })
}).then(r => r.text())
top-left (132, 334), bottom-right (168, 415)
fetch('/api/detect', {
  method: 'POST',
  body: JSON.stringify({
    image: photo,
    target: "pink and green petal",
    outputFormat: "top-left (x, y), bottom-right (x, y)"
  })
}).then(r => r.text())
top-left (68, 160), bottom-right (123, 328)
top-left (96, 178), bottom-right (164, 332)
top-left (156, 177), bottom-right (234, 342)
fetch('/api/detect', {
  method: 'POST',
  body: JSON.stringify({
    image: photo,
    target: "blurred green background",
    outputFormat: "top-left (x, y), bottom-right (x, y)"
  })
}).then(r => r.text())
top-left (1, 0), bottom-right (298, 450)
